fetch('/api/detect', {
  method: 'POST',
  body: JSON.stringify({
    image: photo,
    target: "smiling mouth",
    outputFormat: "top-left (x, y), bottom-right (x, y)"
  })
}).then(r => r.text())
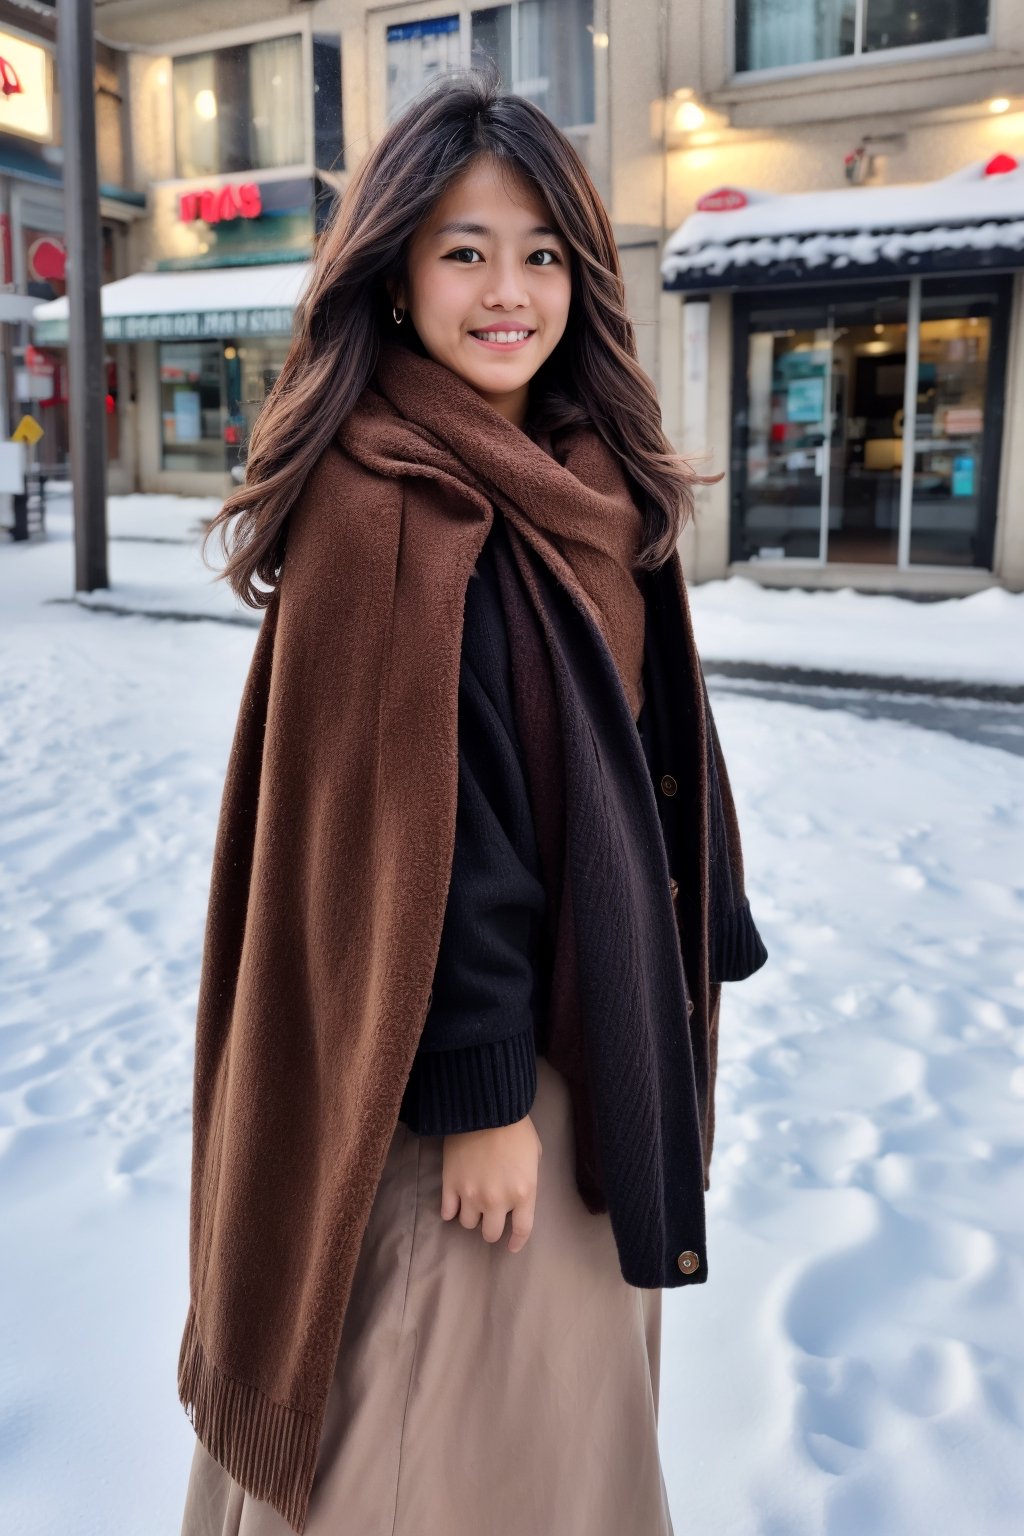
top-left (468, 328), bottom-right (535, 346)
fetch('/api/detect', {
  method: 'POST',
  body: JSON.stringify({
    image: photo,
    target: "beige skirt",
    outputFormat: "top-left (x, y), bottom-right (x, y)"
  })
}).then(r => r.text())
top-left (180, 1054), bottom-right (675, 1536)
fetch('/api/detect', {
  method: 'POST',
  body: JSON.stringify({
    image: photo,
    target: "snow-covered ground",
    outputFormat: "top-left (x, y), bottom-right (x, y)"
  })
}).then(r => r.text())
top-left (17, 483), bottom-right (1024, 685)
top-left (692, 574), bottom-right (1024, 689)
top-left (1, 492), bottom-right (1022, 1535)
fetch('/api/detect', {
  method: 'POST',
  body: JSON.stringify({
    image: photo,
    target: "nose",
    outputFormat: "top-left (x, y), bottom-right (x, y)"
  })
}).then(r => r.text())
top-left (482, 253), bottom-right (530, 310)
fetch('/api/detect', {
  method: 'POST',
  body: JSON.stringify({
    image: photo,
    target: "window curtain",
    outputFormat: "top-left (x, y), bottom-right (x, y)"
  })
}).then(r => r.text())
top-left (740, 0), bottom-right (854, 71)
top-left (249, 35), bottom-right (305, 169)
top-left (173, 51), bottom-right (218, 179)
top-left (515, 0), bottom-right (594, 128)
top-left (387, 16), bottom-right (462, 122)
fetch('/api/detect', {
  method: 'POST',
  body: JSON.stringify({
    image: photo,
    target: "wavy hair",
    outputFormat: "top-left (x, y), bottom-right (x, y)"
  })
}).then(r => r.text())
top-left (201, 57), bottom-right (721, 607)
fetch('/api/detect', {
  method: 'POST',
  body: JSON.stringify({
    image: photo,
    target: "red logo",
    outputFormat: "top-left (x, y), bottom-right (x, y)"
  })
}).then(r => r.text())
top-left (983, 152), bottom-right (1018, 177)
top-left (0, 57), bottom-right (22, 98)
top-left (28, 236), bottom-right (66, 283)
top-left (696, 187), bottom-right (749, 213)
top-left (179, 183), bottom-right (263, 224)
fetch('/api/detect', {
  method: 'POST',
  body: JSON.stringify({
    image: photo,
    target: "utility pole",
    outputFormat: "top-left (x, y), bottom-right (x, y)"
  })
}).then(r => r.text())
top-left (56, 0), bottom-right (108, 591)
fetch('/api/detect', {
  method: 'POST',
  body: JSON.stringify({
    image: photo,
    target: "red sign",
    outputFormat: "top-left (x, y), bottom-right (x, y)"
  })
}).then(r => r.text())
top-left (179, 183), bottom-right (263, 225)
top-left (696, 187), bottom-right (749, 213)
top-left (0, 56), bottom-right (22, 98)
top-left (27, 235), bottom-right (65, 283)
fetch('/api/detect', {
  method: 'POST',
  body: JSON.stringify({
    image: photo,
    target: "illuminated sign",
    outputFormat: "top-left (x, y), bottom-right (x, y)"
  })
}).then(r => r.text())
top-left (0, 32), bottom-right (51, 142)
top-left (0, 56), bottom-right (22, 97)
top-left (179, 183), bottom-right (263, 224)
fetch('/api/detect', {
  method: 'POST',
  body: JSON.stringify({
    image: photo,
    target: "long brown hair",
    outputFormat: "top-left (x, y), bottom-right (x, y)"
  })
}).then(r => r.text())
top-left (201, 58), bottom-right (721, 607)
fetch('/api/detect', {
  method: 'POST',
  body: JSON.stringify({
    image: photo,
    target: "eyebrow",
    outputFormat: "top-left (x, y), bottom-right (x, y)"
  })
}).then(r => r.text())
top-left (432, 219), bottom-right (564, 241)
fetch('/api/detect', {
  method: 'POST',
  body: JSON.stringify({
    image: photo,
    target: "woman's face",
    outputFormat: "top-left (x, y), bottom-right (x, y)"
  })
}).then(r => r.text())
top-left (393, 156), bottom-right (572, 429)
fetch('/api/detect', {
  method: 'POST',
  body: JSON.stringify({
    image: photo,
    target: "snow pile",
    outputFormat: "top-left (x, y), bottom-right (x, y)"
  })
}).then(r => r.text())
top-left (661, 157), bottom-right (1024, 280)
top-left (688, 574), bottom-right (1023, 688)
top-left (665, 217), bottom-right (1024, 277)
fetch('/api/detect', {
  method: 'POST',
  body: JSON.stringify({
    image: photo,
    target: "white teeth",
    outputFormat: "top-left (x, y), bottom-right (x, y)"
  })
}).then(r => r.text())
top-left (471, 330), bottom-right (530, 343)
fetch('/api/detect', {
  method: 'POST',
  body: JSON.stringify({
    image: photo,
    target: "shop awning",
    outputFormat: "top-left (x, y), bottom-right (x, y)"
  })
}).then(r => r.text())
top-left (661, 154), bottom-right (1024, 292)
top-left (31, 261), bottom-right (311, 345)
top-left (0, 293), bottom-right (46, 324)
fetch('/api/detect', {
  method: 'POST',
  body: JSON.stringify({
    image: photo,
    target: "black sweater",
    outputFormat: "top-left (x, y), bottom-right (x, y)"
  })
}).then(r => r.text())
top-left (398, 515), bottom-right (767, 1151)
top-left (397, 519), bottom-right (546, 1136)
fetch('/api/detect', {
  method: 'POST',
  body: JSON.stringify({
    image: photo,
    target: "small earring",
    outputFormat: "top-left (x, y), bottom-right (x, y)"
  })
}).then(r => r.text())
top-left (392, 305), bottom-right (405, 325)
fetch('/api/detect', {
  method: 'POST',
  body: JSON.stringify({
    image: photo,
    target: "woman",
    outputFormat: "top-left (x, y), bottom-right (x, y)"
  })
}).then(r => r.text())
top-left (178, 60), bottom-right (767, 1536)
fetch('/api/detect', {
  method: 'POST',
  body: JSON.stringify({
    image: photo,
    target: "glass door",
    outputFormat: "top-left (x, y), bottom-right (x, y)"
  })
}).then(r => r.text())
top-left (823, 291), bottom-right (910, 564)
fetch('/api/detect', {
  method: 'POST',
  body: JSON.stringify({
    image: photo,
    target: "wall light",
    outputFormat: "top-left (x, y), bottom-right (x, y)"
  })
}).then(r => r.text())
top-left (674, 101), bottom-right (706, 132)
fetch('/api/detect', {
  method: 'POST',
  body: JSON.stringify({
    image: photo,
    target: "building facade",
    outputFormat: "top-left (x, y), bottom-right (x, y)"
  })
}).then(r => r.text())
top-left (651, 0), bottom-right (1024, 594)
top-left (33, 0), bottom-right (1024, 592)
top-left (35, 0), bottom-right (607, 500)
top-left (0, 0), bottom-right (139, 502)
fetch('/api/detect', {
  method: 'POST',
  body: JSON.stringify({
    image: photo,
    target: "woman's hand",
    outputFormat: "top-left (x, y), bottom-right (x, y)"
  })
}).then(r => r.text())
top-left (440, 1114), bottom-right (543, 1254)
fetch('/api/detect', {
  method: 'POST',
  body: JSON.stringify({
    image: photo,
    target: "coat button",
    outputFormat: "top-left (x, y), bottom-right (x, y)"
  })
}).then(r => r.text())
top-left (669, 876), bottom-right (679, 900)
top-left (660, 773), bottom-right (677, 797)
top-left (677, 1250), bottom-right (700, 1275)
top-left (685, 998), bottom-right (694, 1016)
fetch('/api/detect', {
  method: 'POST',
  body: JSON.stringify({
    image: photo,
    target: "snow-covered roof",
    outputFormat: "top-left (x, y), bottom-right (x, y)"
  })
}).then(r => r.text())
top-left (31, 262), bottom-right (312, 344)
top-left (661, 154), bottom-right (1024, 290)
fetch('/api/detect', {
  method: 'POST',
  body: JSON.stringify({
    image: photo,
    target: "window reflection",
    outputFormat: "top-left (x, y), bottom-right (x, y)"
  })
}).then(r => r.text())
top-left (910, 296), bottom-right (993, 566)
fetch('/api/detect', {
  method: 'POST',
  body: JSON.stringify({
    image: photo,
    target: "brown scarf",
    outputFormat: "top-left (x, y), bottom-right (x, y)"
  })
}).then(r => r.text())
top-left (177, 343), bottom-right (689, 1530)
top-left (345, 342), bottom-right (649, 720)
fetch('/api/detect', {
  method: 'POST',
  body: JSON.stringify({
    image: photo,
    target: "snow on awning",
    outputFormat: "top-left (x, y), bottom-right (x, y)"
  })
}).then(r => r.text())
top-left (31, 261), bottom-right (312, 345)
top-left (661, 154), bottom-right (1024, 292)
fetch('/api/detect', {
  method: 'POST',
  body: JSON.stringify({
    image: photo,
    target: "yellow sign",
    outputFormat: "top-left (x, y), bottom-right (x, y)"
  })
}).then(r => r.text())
top-left (11, 414), bottom-right (44, 445)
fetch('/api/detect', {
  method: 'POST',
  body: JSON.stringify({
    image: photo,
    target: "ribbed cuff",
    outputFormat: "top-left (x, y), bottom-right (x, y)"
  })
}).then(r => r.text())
top-left (711, 897), bottom-right (769, 983)
top-left (400, 1026), bottom-right (538, 1136)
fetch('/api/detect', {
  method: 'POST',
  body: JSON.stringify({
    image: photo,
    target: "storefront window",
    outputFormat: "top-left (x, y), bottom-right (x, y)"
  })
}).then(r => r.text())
top-left (173, 34), bottom-right (304, 178)
top-left (223, 337), bottom-right (291, 471)
top-left (742, 317), bottom-right (835, 560)
top-left (909, 285), bottom-right (998, 567)
top-left (158, 337), bottom-right (291, 475)
top-left (159, 342), bottom-right (226, 472)
top-left (732, 277), bottom-right (1007, 570)
top-left (735, 0), bottom-right (987, 73)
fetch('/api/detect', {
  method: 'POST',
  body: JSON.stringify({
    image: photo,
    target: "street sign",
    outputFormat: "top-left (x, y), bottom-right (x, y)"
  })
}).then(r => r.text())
top-left (11, 414), bottom-right (44, 445)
